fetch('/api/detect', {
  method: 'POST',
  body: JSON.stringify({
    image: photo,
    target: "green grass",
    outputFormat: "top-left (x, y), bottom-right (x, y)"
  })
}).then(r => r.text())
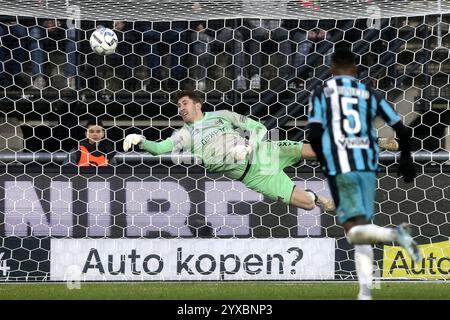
top-left (0, 282), bottom-right (449, 300)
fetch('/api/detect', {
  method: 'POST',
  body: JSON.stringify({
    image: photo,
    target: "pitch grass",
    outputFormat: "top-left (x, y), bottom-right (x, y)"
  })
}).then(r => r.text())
top-left (0, 282), bottom-right (449, 300)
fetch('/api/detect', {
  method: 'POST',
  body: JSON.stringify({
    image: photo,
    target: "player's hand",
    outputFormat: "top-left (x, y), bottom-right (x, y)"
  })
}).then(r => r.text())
top-left (378, 137), bottom-right (399, 151)
top-left (123, 134), bottom-right (145, 152)
top-left (398, 152), bottom-right (416, 183)
top-left (231, 144), bottom-right (253, 161)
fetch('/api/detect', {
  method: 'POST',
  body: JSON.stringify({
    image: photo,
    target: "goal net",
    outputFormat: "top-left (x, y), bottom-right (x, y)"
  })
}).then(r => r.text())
top-left (0, 0), bottom-right (449, 281)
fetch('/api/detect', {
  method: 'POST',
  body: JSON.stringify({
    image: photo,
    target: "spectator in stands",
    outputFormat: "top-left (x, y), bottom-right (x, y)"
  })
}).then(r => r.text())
top-left (113, 20), bottom-right (136, 81)
top-left (69, 118), bottom-right (116, 166)
top-left (29, 18), bottom-right (63, 89)
top-left (239, 18), bottom-right (282, 90)
top-left (0, 15), bottom-right (69, 90)
top-left (143, 20), bottom-right (189, 91)
top-left (27, 0), bottom-right (80, 89)
top-left (64, 19), bottom-right (83, 90)
top-left (82, 21), bottom-right (123, 97)
top-left (189, 20), bottom-right (213, 91)
top-left (235, 18), bottom-right (328, 92)
top-left (189, 19), bottom-right (247, 91)
top-left (29, 17), bottom-right (85, 91)
top-left (0, 15), bottom-right (28, 86)
top-left (283, 26), bottom-right (333, 90)
top-left (178, 3), bottom-right (248, 92)
top-left (97, 20), bottom-right (137, 94)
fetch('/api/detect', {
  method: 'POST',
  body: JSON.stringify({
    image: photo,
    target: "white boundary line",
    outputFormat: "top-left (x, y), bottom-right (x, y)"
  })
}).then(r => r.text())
top-left (1, 280), bottom-right (449, 285)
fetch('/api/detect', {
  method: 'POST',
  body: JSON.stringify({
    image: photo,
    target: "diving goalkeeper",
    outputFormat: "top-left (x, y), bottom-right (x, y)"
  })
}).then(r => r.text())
top-left (123, 90), bottom-right (335, 211)
top-left (123, 90), bottom-right (396, 212)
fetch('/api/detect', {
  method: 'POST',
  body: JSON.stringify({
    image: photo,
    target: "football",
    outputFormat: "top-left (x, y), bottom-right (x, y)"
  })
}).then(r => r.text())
top-left (89, 26), bottom-right (118, 55)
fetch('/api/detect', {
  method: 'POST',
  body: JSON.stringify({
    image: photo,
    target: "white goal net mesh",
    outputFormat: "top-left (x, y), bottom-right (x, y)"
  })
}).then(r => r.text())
top-left (1, 0), bottom-right (450, 21)
top-left (0, 0), bottom-right (449, 281)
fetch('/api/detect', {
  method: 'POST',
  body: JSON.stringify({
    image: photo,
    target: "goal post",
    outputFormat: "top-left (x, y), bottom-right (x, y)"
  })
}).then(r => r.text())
top-left (0, 0), bottom-right (449, 282)
top-left (1, 1), bottom-right (450, 21)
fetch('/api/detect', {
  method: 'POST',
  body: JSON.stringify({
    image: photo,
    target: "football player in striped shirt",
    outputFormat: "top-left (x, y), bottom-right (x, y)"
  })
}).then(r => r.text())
top-left (307, 47), bottom-right (421, 300)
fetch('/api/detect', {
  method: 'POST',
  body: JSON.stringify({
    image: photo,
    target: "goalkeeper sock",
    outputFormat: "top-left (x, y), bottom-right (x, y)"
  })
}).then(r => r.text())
top-left (354, 245), bottom-right (374, 299)
top-left (347, 224), bottom-right (396, 245)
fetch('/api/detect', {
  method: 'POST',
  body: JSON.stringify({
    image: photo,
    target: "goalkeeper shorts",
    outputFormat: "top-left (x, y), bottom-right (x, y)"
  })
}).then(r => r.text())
top-left (240, 140), bottom-right (304, 205)
top-left (327, 171), bottom-right (376, 225)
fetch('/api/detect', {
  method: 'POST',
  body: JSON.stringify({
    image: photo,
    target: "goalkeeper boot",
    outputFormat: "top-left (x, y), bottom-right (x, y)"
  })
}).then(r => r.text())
top-left (377, 137), bottom-right (399, 151)
top-left (396, 223), bottom-right (422, 263)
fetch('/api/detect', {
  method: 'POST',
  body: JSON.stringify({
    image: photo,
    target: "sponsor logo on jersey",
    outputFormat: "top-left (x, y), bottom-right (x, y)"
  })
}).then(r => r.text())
top-left (337, 136), bottom-right (370, 149)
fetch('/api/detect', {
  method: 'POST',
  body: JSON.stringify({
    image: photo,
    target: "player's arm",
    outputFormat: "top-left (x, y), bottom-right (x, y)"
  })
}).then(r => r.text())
top-left (123, 128), bottom-right (191, 155)
top-left (377, 96), bottom-right (416, 182)
top-left (140, 138), bottom-right (175, 155)
top-left (306, 88), bottom-right (325, 164)
top-left (221, 110), bottom-right (268, 145)
top-left (246, 117), bottom-right (267, 146)
top-left (123, 134), bottom-right (174, 154)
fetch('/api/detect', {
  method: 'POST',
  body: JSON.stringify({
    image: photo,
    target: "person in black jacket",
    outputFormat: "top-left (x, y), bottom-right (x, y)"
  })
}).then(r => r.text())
top-left (70, 118), bottom-right (115, 166)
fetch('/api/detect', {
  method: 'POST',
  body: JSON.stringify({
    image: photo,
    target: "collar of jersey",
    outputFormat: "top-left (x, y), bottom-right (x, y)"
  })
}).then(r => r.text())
top-left (187, 112), bottom-right (209, 127)
top-left (333, 75), bottom-right (358, 81)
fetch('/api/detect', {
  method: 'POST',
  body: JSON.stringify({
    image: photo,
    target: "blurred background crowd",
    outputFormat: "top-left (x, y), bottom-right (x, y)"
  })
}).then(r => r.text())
top-left (0, 14), bottom-right (448, 160)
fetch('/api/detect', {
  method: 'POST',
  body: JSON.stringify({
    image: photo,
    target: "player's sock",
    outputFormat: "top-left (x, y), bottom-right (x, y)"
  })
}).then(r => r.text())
top-left (355, 245), bottom-right (374, 300)
top-left (347, 224), bottom-right (396, 244)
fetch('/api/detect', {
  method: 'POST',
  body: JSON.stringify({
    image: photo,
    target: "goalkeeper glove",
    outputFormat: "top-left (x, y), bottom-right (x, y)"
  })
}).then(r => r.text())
top-left (123, 134), bottom-right (145, 152)
top-left (398, 152), bottom-right (416, 183)
top-left (230, 144), bottom-right (253, 161)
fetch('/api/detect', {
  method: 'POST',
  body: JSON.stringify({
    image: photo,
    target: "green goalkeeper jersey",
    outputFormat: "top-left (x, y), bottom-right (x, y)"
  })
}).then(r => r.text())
top-left (140, 110), bottom-right (267, 178)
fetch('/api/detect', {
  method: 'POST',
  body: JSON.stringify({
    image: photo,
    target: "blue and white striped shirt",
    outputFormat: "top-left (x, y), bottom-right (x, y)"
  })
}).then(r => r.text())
top-left (308, 75), bottom-right (401, 175)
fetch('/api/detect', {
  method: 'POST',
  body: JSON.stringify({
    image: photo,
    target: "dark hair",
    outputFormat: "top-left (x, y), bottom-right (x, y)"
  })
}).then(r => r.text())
top-left (86, 118), bottom-right (104, 128)
top-left (331, 47), bottom-right (357, 68)
top-left (174, 90), bottom-right (204, 105)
